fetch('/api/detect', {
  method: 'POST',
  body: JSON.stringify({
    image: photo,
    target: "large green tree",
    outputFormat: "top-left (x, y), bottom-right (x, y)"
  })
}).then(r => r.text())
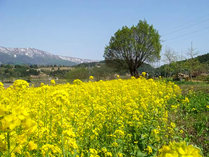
top-left (104, 20), bottom-right (161, 77)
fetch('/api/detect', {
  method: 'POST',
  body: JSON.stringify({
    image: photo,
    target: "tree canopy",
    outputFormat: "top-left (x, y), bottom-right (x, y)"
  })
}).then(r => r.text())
top-left (104, 20), bottom-right (161, 77)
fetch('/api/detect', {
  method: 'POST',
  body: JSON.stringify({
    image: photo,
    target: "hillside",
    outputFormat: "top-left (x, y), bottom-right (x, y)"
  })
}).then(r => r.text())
top-left (196, 53), bottom-right (209, 63)
top-left (156, 53), bottom-right (209, 77)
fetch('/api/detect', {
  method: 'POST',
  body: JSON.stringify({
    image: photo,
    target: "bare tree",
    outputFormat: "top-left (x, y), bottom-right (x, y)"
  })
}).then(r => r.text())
top-left (185, 42), bottom-right (200, 79)
top-left (187, 42), bottom-right (198, 59)
top-left (163, 47), bottom-right (177, 64)
top-left (162, 47), bottom-right (179, 77)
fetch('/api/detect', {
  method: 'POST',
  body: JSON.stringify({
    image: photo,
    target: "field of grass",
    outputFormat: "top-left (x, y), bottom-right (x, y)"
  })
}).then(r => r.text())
top-left (168, 89), bottom-right (209, 156)
top-left (175, 81), bottom-right (209, 94)
top-left (176, 81), bottom-right (209, 156)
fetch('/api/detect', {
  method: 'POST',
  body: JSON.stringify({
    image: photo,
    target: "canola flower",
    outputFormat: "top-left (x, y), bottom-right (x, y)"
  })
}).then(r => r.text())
top-left (0, 77), bottom-right (188, 156)
top-left (157, 141), bottom-right (202, 157)
top-left (145, 146), bottom-right (152, 154)
top-left (142, 72), bottom-right (146, 77)
top-left (89, 76), bottom-right (94, 80)
top-left (50, 79), bottom-right (56, 85)
top-left (0, 82), bottom-right (4, 89)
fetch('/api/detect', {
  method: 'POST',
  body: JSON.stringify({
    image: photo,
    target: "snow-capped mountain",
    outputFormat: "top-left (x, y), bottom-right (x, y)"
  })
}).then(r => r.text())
top-left (0, 46), bottom-right (95, 66)
top-left (58, 56), bottom-right (93, 64)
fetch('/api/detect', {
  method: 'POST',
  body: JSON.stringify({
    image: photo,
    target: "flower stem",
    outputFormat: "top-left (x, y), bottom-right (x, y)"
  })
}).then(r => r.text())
top-left (7, 131), bottom-right (10, 156)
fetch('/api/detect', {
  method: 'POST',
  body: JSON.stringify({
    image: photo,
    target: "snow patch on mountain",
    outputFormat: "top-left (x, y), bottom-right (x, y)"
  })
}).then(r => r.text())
top-left (0, 46), bottom-right (95, 64)
top-left (58, 56), bottom-right (94, 64)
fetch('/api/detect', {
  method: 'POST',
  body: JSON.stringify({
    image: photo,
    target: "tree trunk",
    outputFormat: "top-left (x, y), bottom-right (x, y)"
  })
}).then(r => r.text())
top-left (128, 62), bottom-right (140, 78)
top-left (129, 67), bottom-right (139, 78)
top-left (130, 69), bottom-right (134, 76)
top-left (133, 69), bottom-right (139, 78)
top-left (129, 65), bottom-right (134, 76)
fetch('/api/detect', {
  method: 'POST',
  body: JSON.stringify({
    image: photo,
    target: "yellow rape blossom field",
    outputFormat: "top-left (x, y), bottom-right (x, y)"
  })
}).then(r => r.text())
top-left (0, 76), bottom-right (203, 156)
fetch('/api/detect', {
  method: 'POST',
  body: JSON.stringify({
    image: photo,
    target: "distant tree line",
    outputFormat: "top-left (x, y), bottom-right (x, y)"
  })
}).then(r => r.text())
top-left (0, 64), bottom-right (40, 81)
top-left (156, 52), bottom-right (209, 80)
top-left (65, 63), bottom-right (120, 82)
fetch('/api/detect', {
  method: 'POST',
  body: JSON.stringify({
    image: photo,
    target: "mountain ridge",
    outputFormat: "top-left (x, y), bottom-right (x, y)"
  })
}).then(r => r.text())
top-left (0, 46), bottom-right (95, 66)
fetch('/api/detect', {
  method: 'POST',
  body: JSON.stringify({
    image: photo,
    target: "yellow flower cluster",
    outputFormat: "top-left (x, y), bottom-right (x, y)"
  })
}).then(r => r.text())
top-left (157, 141), bottom-right (202, 157)
top-left (0, 77), bottom-right (182, 156)
top-left (0, 82), bottom-right (4, 89)
top-left (141, 72), bottom-right (146, 77)
top-left (89, 75), bottom-right (94, 80)
top-left (50, 79), bottom-right (56, 85)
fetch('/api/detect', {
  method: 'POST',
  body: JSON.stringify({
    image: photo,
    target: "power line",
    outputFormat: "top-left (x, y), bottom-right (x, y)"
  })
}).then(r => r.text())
top-left (162, 17), bottom-right (209, 37)
top-left (161, 13), bottom-right (209, 36)
top-left (167, 13), bottom-right (209, 29)
top-left (162, 26), bottom-right (209, 42)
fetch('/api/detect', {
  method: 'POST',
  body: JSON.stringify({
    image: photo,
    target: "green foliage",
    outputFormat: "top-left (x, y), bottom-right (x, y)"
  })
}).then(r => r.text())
top-left (196, 53), bottom-right (209, 63)
top-left (90, 64), bottom-right (115, 81)
top-left (195, 75), bottom-right (209, 83)
top-left (65, 67), bottom-right (90, 82)
top-left (205, 75), bottom-right (209, 83)
top-left (157, 53), bottom-right (209, 78)
top-left (104, 20), bottom-right (161, 77)
top-left (0, 64), bottom-right (40, 81)
top-left (65, 63), bottom-right (118, 82)
top-left (168, 91), bottom-right (209, 156)
top-left (66, 62), bottom-right (128, 82)
top-left (182, 91), bottom-right (209, 113)
top-left (180, 92), bottom-right (209, 156)
top-left (74, 61), bottom-right (102, 68)
top-left (184, 58), bottom-right (201, 78)
top-left (49, 69), bottom-right (68, 79)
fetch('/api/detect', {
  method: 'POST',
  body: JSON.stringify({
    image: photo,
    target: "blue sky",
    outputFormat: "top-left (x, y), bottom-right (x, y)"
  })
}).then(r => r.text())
top-left (0, 0), bottom-right (209, 60)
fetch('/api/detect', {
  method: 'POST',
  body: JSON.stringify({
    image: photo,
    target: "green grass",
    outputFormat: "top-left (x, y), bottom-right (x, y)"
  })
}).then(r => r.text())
top-left (175, 81), bottom-right (209, 94)
top-left (169, 81), bottom-right (209, 156)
